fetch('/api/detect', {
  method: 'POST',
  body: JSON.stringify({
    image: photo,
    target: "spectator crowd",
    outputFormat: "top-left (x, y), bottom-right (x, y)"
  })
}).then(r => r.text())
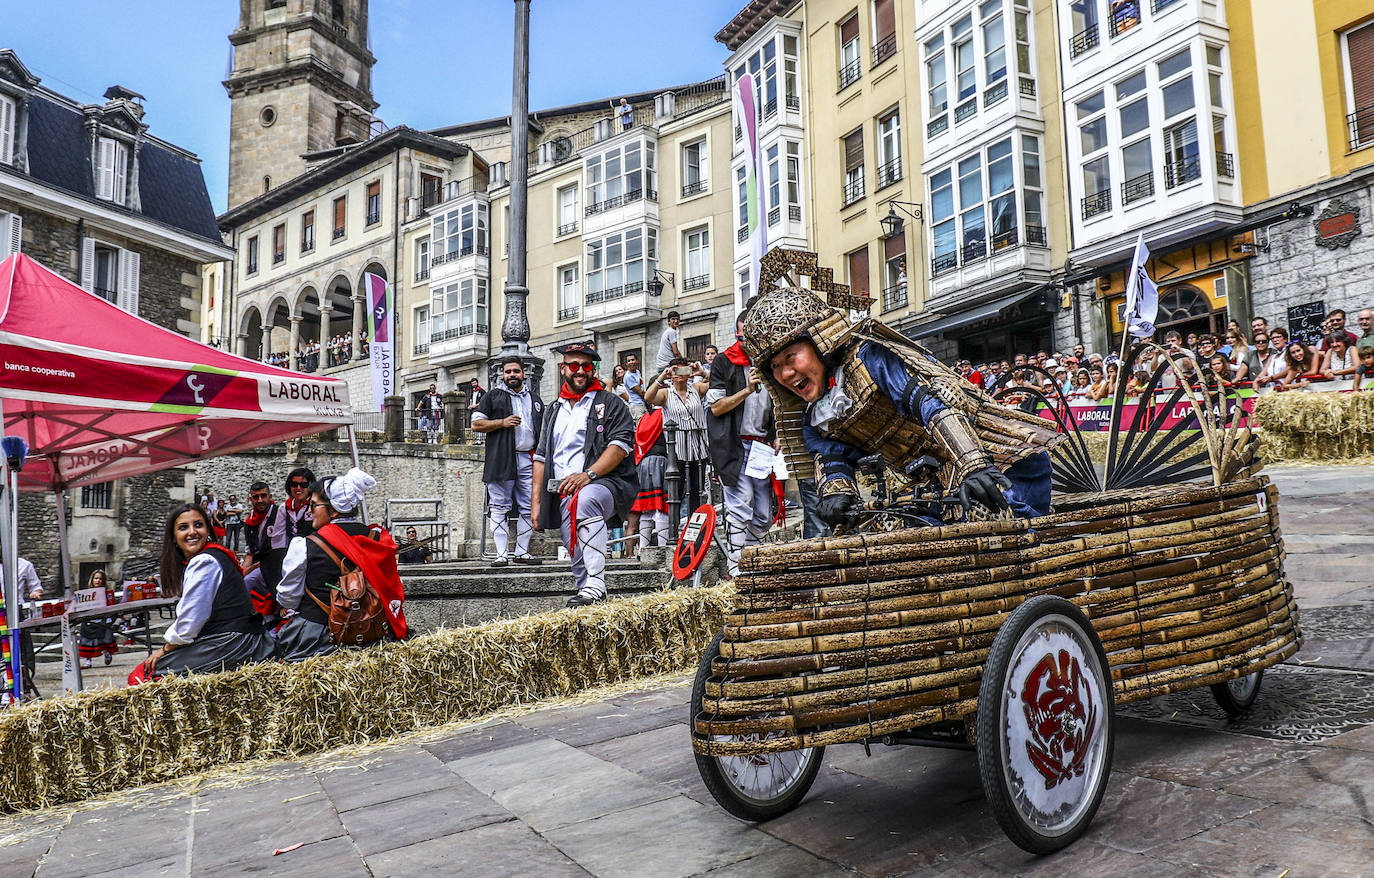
top-left (264, 330), bottom-right (371, 372)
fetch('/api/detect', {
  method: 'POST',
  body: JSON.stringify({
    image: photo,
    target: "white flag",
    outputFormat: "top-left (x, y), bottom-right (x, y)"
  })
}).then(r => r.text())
top-left (1122, 232), bottom-right (1158, 338)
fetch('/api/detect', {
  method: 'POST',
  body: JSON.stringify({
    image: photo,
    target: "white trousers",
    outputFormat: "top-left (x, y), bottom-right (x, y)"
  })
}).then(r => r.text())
top-left (560, 483), bottom-right (615, 598)
top-left (487, 452), bottom-right (534, 559)
top-left (721, 447), bottom-right (775, 577)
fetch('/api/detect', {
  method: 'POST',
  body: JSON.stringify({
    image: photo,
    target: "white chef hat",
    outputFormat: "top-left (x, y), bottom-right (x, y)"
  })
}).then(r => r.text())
top-left (325, 467), bottom-right (376, 514)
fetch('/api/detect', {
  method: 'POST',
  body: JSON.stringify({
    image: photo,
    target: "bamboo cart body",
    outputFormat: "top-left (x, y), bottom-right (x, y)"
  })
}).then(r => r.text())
top-left (691, 475), bottom-right (1299, 756)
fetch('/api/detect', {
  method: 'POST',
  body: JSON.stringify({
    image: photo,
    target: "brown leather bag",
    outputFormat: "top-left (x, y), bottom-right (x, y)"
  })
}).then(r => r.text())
top-left (305, 533), bottom-right (389, 646)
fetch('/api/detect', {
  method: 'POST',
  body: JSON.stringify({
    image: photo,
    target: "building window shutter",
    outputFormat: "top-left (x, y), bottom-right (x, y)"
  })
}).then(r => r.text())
top-left (841, 15), bottom-right (859, 46)
top-left (118, 248), bottom-right (140, 314)
top-left (95, 139), bottom-right (115, 200)
top-left (875, 0), bottom-right (896, 43)
top-left (1350, 24), bottom-right (1374, 111)
top-left (0, 213), bottom-right (19, 259)
top-left (81, 237), bottom-right (96, 291)
top-left (884, 229), bottom-right (905, 263)
top-left (847, 246), bottom-right (870, 295)
top-left (0, 97), bottom-right (14, 165)
top-left (844, 130), bottom-right (864, 170)
top-left (112, 141), bottom-right (129, 205)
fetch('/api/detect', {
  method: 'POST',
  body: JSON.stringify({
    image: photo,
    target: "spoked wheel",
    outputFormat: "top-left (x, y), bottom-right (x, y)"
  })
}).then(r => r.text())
top-left (1210, 670), bottom-right (1263, 717)
top-left (977, 596), bottom-right (1115, 855)
top-left (691, 631), bottom-right (824, 821)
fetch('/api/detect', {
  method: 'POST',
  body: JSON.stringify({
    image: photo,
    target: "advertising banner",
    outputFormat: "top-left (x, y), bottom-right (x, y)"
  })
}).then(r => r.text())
top-left (365, 272), bottom-right (394, 412)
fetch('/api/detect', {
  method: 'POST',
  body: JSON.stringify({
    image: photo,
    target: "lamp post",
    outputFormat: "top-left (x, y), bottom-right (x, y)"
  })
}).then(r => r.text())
top-left (492, 0), bottom-right (544, 389)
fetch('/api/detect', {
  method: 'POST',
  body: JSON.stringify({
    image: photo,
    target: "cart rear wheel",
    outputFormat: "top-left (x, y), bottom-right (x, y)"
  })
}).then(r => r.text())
top-left (691, 631), bottom-right (824, 822)
top-left (1210, 670), bottom-right (1263, 717)
top-left (977, 596), bottom-right (1114, 855)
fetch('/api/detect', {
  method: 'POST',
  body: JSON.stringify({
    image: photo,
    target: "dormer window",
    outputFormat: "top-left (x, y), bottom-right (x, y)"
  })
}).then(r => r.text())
top-left (95, 136), bottom-right (129, 204)
top-left (0, 94), bottom-right (15, 165)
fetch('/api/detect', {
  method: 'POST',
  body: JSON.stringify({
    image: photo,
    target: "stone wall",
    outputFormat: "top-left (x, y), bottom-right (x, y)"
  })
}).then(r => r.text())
top-left (1248, 176), bottom-right (1374, 331)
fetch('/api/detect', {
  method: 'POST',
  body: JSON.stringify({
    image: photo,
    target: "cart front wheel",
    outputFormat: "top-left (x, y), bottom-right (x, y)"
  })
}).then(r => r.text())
top-left (691, 631), bottom-right (824, 822)
top-left (1210, 670), bottom-right (1263, 717)
top-left (977, 596), bottom-right (1115, 855)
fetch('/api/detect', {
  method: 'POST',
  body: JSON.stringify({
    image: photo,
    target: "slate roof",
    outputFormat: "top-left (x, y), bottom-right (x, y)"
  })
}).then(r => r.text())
top-left (17, 89), bottom-right (222, 244)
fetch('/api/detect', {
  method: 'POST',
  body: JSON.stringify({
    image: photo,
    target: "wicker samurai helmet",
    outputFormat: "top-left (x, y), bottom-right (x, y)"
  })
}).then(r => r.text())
top-left (740, 286), bottom-right (856, 370)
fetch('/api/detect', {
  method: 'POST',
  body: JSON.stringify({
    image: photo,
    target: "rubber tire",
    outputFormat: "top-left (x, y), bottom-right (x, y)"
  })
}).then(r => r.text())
top-left (1210, 670), bottom-right (1263, 717)
top-left (691, 630), bottom-right (824, 822)
top-left (977, 596), bottom-right (1115, 855)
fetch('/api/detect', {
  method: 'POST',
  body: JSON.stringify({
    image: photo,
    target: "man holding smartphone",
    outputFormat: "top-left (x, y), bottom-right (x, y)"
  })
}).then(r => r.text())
top-left (472, 356), bottom-right (544, 566)
top-left (532, 342), bottom-right (640, 607)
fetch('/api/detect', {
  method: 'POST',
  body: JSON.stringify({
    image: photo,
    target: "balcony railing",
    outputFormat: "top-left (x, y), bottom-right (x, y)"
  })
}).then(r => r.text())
top-left (962, 238), bottom-right (988, 264)
top-left (557, 221), bottom-right (578, 236)
top-left (737, 226), bottom-right (749, 243)
top-left (1108, 3), bottom-right (1141, 37)
top-left (876, 157), bottom-right (902, 189)
top-left (1025, 224), bottom-right (1047, 246)
top-left (1216, 152), bottom-right (1235, 178)
top-left (431, 323), bottom-right (487, 342)
top-left (789, 204), bottom-right (802, 221)
top-left (1082, 189), bottom-right (1112, 219)
top-left (273, 252), bottom-right (284, 265)
top-left (991, 227), bottom-right (1019, 253)
top-left (413, 342), bottom-right (429, 356)
top-left (682, 180), bottom-right (706, 198)
top-left (1018, 77), bottom-right (1036, 97)
top-left (585, 188), bottom-right (655, 216)
top-left (880, 282), bottom-right (908, 313)
top-left (872, 33), bottom-right (897, 67)
top-left (558, 306), bottom-right (579, 321)
top-left (983, 79), bottom-right (1008, 108)
top-left (422, 187), bottom-right (443, 208)
top-left (842, 174), bottom-right (866, 206)
top-left (416, 267), bottom-right (430, 281)
top-left (366, 208), bottom-right (381, 225)
top-left (931, 251), bottom-right (959, 276)
top-left (585, 280), bottom-right (645, 304)
top-left (332, 227), bottom-right (345, 240)
top-left (1070, 25), bottom-right (1099, 58)
top-left (432, 244), bottom-right (489, 266)
top-left (1348, 104), bottom-right (1374, 150)
top-left (1151, 0), bottom-right (1183, 13)
top-left (735, 124), bottom-right (742, 141)
top-left (763, 97), bottom-right (778, 119)
top-left (838, 57), bottom-right (862, 90)
top-left (786, 95), bottom-right (800, 110)
top-left (1164, 155), bottom-right (1201, 189)
top-left (1122, 172), bottom-right (1154, 204)
top-left (954, 98), bottom-right (978, 123)
top-left (927, 114), bottom-right (950, 137)
top-left (768, 206), bottom-right (781, 226)
top-left (684, 274), bottom-right (711, 291)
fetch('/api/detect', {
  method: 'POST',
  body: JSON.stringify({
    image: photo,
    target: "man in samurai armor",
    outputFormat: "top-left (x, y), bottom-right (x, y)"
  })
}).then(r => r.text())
top-left (740, 285), bottom-right (1062, 531)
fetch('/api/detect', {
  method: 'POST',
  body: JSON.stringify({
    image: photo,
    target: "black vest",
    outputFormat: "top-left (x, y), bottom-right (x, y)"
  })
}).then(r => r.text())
top-left (284, 503), bottom-right (314, 540)
top-left (296, 521), bottom-right (371, 626)
top-left (481, 385), bottom-right (544, 483)
top-left (197, 545), bottom-right (257, 637)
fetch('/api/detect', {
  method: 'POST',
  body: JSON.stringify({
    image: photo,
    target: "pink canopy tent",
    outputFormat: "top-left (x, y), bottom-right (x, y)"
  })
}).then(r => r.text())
top-left (0, 254), bottom-right (356, 697)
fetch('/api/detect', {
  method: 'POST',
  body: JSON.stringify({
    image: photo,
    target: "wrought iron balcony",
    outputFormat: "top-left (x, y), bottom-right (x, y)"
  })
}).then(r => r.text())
top-left (737, 226), bottom-right (749, 243)
top-left (684, 274), bottom-right (711, 291)
top-left (735, 124), bottom-right (742, 141)
top-left (332, 227), bottom-right (345, 240)
top-left (962, 238), bottom-right (987, 263)
top-left (768, 206), bottom-right (781, 226)
top-left (927, 114), bottom-right (949, 137)
top-left (1108, 3), bottom-right (1141, 37)
top-left (1151, 0), bottom-right (1183, 13)
top-left (872, 33), bottom-right (897, 67)
top-left (1122, 172), bottom-right (1154, 204)
top-left (558, 306), bottom-right (579, 321)
top-left (880, 282), bottom-right (908, 313)
top-left (412, 342), bottom-right (429, 356)
top-left (585, 280), bottom-right (645, 305)
top-left (931, 251), bottom-right (959, 277)
top-left (1348, 104), bottom-right (1374, 150)
top-left (1025, 224), bottom-right (1048, 246)
top-left (842, 175), bottom-right (866, 206)
top-left (955, 98), bottom-right (978, 123)
top-left (1081, 188), bottom-right (1112, 218)
top-left (789, 204), bottom-right (801, 221)
top-left (1164, 155), bottom-right (1201, 189)
top-left (584, 188), bottom-right (654, 216)
top-left (786, 95), bottom-right (800, 110)
top-left (991, 227), bottom-right (1019, 253)
top-left (1018, 77), bottom-right (1036, 98)
top-left (838, 57), bottom-right (862, 90)
top-left (416, 267), bottom-right (430, 281)
top-left (431, 323), bottom-right (488, 342)
top-left (557, 221), bottom-right (578, 237)
top-left (763, 98), bottom-right (777, 120)
top-left (366, 209), bottom-right (381, 225)
top-left (983, 80), bottom-right (1008, 109)
top-left (272, 252), bottom-right (284, 265)
top-left (876, 157), bottom-right (902, 190)
top-left (1070, 25), bottom-right (1099, 58)
top-left (682, 180), bottom-right (706, 198)
top-left (1216, 152), bottom-right (1235, 178)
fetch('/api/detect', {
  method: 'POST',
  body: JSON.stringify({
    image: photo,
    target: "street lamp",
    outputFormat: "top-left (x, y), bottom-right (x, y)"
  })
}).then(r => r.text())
top-left (647, 269), bottom-right (675, 297)
top-left (880, 200), bottom-right (924, 239)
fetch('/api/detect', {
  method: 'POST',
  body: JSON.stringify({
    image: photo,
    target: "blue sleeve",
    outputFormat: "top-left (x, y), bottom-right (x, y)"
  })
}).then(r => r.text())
top-left (803, 419), bottom-right (865, 490)
top-left (858, 342), bottom-right (946, 425)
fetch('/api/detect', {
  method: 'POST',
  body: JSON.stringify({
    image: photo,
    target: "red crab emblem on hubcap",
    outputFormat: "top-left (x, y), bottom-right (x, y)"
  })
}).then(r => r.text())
top-left (1020, 648), bottom-right (1097, 789)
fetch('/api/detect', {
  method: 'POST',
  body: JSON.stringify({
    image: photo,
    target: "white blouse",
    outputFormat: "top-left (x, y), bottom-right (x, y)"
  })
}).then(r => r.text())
top-left (165, 552), bottom-right (222, 645)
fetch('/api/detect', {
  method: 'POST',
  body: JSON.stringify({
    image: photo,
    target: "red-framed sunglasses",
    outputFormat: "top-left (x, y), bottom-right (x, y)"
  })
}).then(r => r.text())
top-left (562, 362), bottom-right (597, 373)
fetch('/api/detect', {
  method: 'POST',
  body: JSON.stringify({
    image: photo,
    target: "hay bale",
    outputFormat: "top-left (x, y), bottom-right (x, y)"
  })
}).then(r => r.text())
top-left (0, 586), bottom-right (733, 813)
top-left (1252, 391), bottom-right (1374, 461)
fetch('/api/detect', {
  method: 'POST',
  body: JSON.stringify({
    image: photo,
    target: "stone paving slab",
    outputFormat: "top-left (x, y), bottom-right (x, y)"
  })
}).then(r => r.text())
top-left (337, 781), bottom-right (512, 856)
top-left (316, 746), bottom-right (461, 812)
top-left (363, 819), bottom-right (589, 878)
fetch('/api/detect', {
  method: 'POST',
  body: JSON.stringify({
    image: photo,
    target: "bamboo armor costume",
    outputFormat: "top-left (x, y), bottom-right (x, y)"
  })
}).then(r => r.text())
top-left (741, 286), bottom-right (1062, 521)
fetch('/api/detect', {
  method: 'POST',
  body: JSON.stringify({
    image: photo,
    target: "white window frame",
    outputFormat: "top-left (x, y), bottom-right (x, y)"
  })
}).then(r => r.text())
top-left (584, 138), bottom-right (655, 210)
top-left (556, 183), bottom-right (579, 235)
top-left (1076, 90), bottom-right (1111, 216)
top-left (926, 35), bottom-right (948, 123)
top-left (557, 263), bottom-right (580, 319)
top-left (413, 306), bottom-right (429, 352)
top-left (430, 277), bottom-right (488, 339)
top-left (415, 236), bottom-right (430, 279)
top-left (681, 136), bottom-right (708, 196)
top-left (432, 202), bottom-right (490, 260)
top-left (95, 136), bottom-right (129, 204)
top-left (928, 135), bottom-right (1042, 273)
top-left (683, 226), bottom-right (711, 291)
top-left (0, 94), bottom-right (15, 165)
top-left (786, 141), bottom-right (802, 217)
top-left (585, 226), bottom-right (657, 298)
top-left (1341, 19), bottom-right (1374, 148)
top-left (877, 110), bottom-right (902, 188)
top-left (80, 236), bottom-right (139, 313)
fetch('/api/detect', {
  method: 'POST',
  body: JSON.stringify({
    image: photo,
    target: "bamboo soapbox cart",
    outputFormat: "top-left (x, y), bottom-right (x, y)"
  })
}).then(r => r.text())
top-left (689, 360), bottom-right (1299, 855)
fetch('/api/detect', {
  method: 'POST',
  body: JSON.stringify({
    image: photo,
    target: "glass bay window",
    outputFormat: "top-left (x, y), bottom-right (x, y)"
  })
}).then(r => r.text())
top-left (928, 134), bottom-right (1045, 277)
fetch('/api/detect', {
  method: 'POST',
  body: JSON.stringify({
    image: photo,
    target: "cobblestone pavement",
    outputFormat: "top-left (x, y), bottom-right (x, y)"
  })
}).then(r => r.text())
top-left (3, 465), bottom-right (1373, 877)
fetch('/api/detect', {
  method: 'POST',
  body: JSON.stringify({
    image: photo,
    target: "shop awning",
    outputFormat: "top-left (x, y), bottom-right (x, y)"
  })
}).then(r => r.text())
top-left (907, 287), bottom-right (1044, 340)
top-left (0, 254), bottom-right (352, 492)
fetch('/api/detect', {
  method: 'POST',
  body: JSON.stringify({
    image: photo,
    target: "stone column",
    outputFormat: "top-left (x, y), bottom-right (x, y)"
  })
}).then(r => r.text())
top-left (237, 332), bottom-right (249, 358)
top-left (261, 323), bottom-right (272, 362)
top-left (383, 395), bottom-right (404, 442)
top-left (446, 390), bottom-right (467, 444)
top-left (319, 304), bottom-right (333, 368)
top-left (289, 315), bottom-right (302, 371)
top-left (352, 293), bottom-right (366, 360)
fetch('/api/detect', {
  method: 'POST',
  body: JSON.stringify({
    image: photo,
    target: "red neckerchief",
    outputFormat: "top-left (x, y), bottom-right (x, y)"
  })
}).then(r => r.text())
top-left (723, 342), bottom-right (750, 366)
top-left (559, 378), bottom-right (605, 402)
top-left (244, 509), bottom-right (265, 528)
top-left (284, 495), bottom-right (309, 513)
top-left (196, 543), bottom-right (243, 574)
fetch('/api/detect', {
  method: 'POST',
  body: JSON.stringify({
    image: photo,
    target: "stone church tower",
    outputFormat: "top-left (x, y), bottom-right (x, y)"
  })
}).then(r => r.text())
top-left (224, 0), bottom-right (378, 209)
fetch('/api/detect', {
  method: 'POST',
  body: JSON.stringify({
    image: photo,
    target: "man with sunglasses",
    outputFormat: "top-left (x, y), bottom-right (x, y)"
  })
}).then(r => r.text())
top-left (282, 467), bottom-right (317, 541)
top-left (532, 341), bottom-right (639, 607)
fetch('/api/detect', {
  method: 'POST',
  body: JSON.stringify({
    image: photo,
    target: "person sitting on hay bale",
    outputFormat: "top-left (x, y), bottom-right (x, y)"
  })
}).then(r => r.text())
top-left (740, 284), bottom-right (1062, 530)
top-left (130, 504), bottom-right (275, 683)
top-left (276, 468), bottom-right (407, 661)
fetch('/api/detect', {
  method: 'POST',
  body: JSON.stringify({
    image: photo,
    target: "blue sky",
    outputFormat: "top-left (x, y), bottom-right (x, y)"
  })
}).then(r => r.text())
top-left (5, 0), bottom-right (745, 214)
